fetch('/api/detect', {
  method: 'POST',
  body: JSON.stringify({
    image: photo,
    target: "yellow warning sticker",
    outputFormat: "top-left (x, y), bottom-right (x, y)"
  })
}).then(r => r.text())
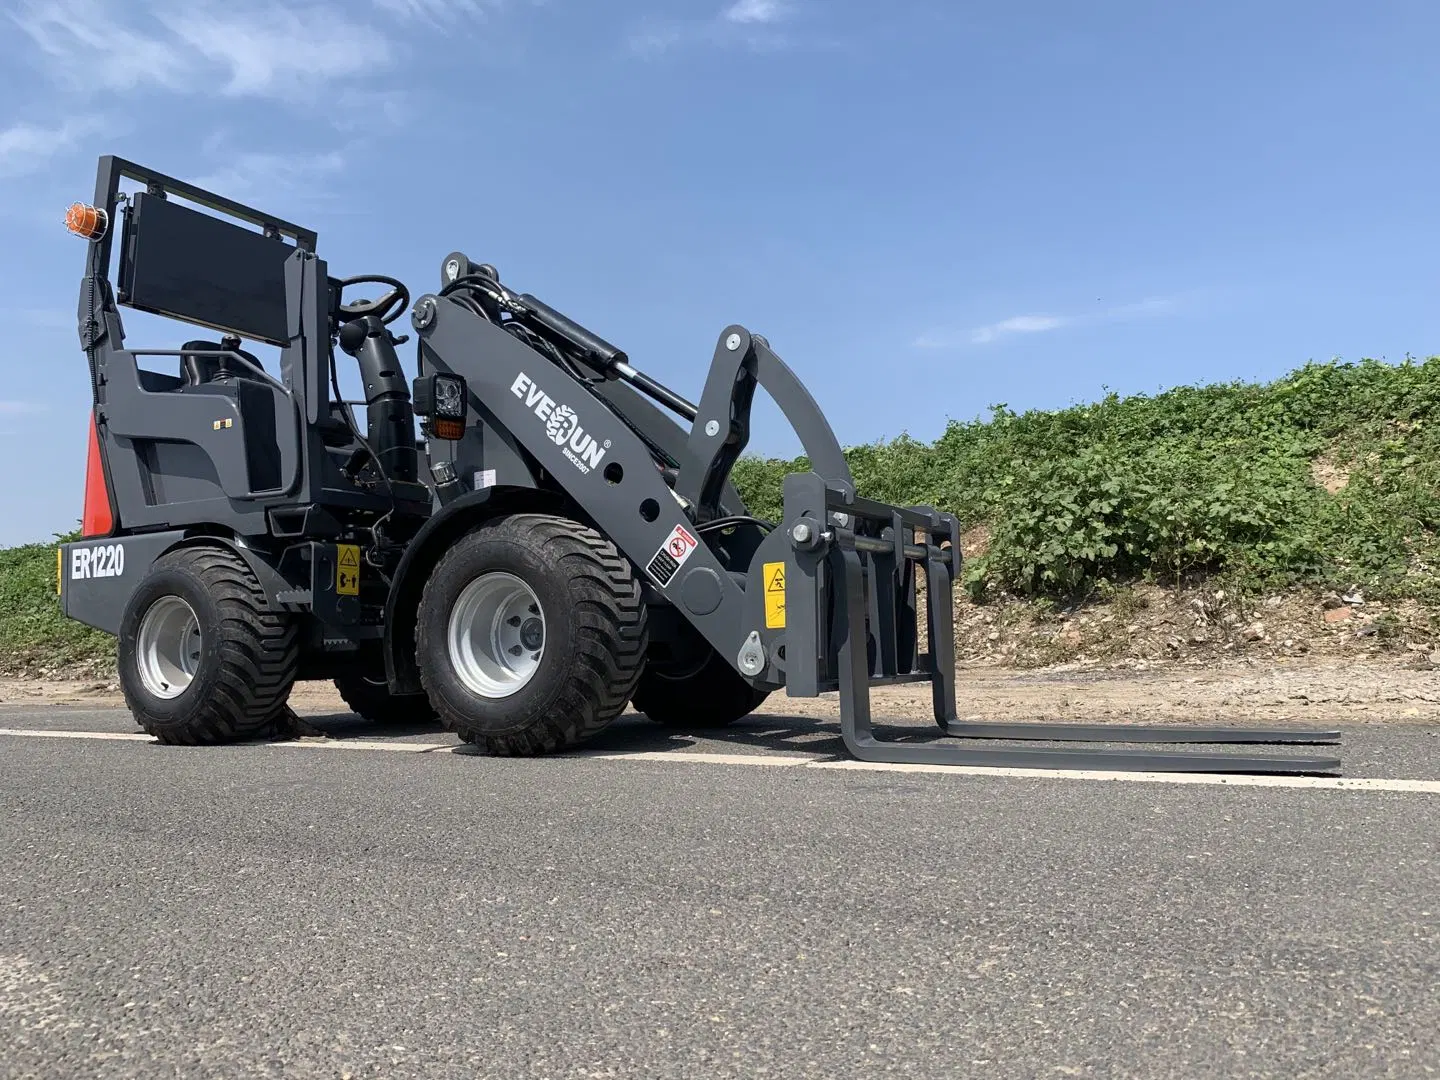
top-left (336, 544), bottom-right (361, 596)
top-left (763, 560), bottom-right (785, 628)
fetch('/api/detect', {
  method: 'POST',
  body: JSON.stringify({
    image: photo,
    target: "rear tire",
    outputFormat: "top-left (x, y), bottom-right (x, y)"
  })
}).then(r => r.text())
top-left (632, 647), bottom-right (770, 729)
top-left (334, 670), bottom-right (437, 724)
top-left (117, 544), bottom-right (299, 745)
top-left (414, 514), bottom-right (648, 755)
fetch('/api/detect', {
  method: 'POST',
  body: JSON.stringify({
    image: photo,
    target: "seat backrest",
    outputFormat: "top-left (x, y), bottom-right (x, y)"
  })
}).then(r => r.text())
top-left (179, 337), bottom-right (269, 386)
top-left (179, 339), bottom-right (224, 385)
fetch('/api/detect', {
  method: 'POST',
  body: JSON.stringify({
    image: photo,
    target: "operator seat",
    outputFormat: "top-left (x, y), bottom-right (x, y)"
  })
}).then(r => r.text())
top-left (179, 336), bottom-right (263, 385)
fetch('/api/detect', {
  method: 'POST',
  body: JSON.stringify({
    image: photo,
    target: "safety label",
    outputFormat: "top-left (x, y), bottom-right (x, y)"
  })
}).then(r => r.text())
top-left (763, 560), bottom-right (785, 628)
top-left (646, 522), bottom-right (699, 587)
top-left (336, 544), bottom-right (361, 596)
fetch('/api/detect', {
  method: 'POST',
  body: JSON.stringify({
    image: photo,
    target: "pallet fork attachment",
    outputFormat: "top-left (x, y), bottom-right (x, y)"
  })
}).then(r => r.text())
top-left (779, 473), bottom-right (1343, 775)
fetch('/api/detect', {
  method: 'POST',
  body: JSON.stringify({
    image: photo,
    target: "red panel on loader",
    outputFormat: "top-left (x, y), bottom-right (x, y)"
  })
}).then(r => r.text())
top-left (81, 409), bottom-right (114, 538)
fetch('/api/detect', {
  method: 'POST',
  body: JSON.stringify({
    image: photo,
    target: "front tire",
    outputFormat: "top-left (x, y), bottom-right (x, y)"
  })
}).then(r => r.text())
top-left (414, 514), bottom-right (648, 755)
top-left (117, 544), bottom-right (299, 745)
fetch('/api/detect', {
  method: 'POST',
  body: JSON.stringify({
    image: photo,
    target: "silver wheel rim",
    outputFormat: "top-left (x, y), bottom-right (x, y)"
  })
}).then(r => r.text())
top-left (446, 572), bottom-right (546, 698)
top-left (136, 595), bottom-right (202, 699)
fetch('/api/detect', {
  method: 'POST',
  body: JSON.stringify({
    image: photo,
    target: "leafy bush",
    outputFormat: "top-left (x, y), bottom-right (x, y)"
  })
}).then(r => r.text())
top-left (0, 529), bottom-right (113, 675)
top-left (731, 356), bottom-right (1440, 603)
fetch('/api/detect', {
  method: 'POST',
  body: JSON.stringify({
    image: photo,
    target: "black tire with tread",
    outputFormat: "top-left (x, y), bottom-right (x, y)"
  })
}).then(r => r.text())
top-left (117, 544), bottom-right (299, 745)
top-left (632, 647), bottom-right (770, 729)
top-left (334, 670), bottom-right (437, 724)
top-left (415, 513), bottom-right (648, 755)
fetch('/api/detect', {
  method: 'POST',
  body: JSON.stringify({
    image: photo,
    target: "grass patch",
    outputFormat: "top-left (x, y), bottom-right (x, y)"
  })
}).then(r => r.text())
top-left (0, 530), bottom-right (113, 676)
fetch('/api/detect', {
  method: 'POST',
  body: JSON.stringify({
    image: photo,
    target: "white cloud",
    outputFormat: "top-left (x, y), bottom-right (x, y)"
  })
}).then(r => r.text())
top-left (159, 6), bottom-right (395, 99)
top-left (189, 144), bottom-right (349, 208)
top-left (0, 401), bottom-right (48, 415)
top-left (372, 0), bottom-right (515, 22)
top-left (7, 1), bottom-right (395, 103)
top-left (916, 294), bottom-right (1189, 349)
top-left (8, 0), bottom-right (191, 95)
top-left (722, 0), bottom-right (789, 24)
top-left (629, 0), bottom-right (798, 55)
top-left (968, 314), bottom-right (1067, 345)
top-left (1103, 295), bottom-right (1180, 320)
top-left (0, 117), bottom-right (105, 177)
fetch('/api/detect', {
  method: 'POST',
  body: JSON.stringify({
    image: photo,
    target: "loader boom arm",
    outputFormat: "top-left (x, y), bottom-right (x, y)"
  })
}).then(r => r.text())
top-left (412, 293), bottom-right (765, 678)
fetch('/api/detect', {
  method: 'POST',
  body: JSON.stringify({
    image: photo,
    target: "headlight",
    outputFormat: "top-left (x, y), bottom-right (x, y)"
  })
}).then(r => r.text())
top-left (413, 372), bottom-right (469, 440)
top-left (433, 374), bottom-right (464, 418)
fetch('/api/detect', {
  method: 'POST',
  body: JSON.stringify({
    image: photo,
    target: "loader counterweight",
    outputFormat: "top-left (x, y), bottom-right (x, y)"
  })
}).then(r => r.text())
top-left (53, 152), bottom-right (1342, 774)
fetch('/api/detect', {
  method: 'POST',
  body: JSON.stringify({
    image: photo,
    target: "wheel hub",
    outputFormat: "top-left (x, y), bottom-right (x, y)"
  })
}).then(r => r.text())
top-left (446, 572), bottom-right (546, 698)
top-left (519, 617), bottom-right (544, 651)
top-left (136, 595), bottom-right (202, 699)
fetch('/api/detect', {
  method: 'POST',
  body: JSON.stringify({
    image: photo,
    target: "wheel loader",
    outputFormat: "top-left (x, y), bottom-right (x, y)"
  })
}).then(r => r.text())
top-left (54, 155), bottom-right (1342, 773)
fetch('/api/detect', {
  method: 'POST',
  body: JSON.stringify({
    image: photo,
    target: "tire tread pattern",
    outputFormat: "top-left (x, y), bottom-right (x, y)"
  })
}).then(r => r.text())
top-left (417, 514), bottom-right (648, 755)
top-left (123, 545), bottom-right (299, 745)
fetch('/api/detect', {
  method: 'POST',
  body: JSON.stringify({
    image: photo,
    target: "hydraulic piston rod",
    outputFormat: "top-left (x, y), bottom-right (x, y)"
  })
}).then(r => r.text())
top-left (612, 362), bottom-right (699, 421)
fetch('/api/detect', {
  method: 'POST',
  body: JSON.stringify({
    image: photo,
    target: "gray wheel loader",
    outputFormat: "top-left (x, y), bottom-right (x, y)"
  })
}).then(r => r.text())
top-left (54, 155), bottom-right (1341, 773)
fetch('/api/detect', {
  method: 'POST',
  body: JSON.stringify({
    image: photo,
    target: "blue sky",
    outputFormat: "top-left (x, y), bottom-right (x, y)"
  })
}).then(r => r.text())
top-left (1, 0), bottom-right (1438, 547)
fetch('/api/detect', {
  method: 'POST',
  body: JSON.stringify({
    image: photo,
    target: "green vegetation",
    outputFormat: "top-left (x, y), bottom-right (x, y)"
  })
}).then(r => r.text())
top-left (733, 356), bottom-right (1440, 604)
top-left (5, 356), bottom-right (1440, 677)
top-left (0, 530), bottom-right (112, 676)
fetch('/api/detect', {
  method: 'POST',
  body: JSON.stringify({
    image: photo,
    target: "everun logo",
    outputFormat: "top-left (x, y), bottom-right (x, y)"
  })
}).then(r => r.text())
top-left (546, 404), bottom-right (579, 448)
top-left (510, 372), bottom-right (610, 474)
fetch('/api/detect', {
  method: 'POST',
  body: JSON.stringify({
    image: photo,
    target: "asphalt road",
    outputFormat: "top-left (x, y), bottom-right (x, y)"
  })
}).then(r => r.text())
top-left (2, 702), bottom-right (1437, 1079)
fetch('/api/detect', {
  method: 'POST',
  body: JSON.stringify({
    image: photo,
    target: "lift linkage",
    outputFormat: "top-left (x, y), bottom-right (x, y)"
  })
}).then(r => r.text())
top-left (778, 473), bottom-right (1343, 775)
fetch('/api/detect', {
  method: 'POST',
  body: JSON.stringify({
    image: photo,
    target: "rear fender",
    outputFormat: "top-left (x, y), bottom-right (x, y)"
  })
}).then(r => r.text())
top-left (58, 530), bottom-right (291, 635)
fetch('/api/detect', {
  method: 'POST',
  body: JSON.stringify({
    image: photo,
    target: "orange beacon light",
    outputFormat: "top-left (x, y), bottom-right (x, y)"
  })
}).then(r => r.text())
top-left (64, 202), bottom-right (108, 241)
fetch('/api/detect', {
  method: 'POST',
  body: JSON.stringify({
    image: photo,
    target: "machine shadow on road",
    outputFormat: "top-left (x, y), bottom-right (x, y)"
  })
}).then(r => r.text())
top-left (291, 707), bottom-right (883, 759)
top-left (286, 708), bottom-right (1099, 761)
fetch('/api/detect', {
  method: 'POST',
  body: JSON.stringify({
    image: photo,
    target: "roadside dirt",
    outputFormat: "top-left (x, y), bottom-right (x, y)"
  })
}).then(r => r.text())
top-left (6, 654), bottom-right (1439, 730)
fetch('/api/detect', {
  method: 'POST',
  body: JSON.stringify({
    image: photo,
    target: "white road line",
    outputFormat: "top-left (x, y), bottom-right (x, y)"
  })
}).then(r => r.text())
top-left (804, 759), bottom-right (1440, 792)
top-left (266, 737), bottom-right (454, 753)
top-left (0, 728), bottom-right (153, 742)
top-left (1, 727), bottom-right (1438, 793)
top-left (578, 750), bottom-right (807, 767)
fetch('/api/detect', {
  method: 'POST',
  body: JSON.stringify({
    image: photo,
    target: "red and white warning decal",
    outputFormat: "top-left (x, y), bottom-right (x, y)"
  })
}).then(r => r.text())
top-left (666, 524), bottom-right (697, 562)
top-left (645, 522), bottom-right (700, 586)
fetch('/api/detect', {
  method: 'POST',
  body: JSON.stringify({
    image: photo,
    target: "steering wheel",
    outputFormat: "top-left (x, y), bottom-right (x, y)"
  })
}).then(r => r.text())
top-left (336, 274), bottom-right (411, 326)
